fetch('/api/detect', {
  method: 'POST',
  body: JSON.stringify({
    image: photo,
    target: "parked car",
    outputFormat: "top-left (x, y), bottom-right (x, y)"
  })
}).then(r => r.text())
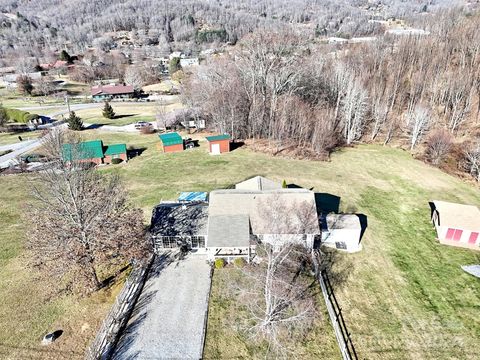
top-left (134, 121), bottom-right (152, 130)
top-left (20, 153), bottom-right (47, 163)
top-left (184, 138), bottom-right (195, 149)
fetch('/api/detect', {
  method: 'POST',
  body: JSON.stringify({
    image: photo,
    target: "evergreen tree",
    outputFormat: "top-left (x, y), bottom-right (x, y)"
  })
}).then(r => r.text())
top-left (67, 111), bottom-right (83, 131)
top-left (282, 179), bottom-right (287, 188)
top-left (169, 57), bottom-right (181, 74)
top-left (102, 101), bottom-right (115, 119)
top-left (59, 50), bottom-right (72, 63)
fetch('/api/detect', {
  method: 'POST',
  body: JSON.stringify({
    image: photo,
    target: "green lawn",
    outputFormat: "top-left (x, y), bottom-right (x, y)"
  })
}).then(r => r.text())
top-left (204, 268), bottom-right (340, 359)
top-left (0, 131), bottom-right (43, 146)
top-left (75, 100), bottom-right (183, 127)
top-left (1, 128), bottom-right (479, 359)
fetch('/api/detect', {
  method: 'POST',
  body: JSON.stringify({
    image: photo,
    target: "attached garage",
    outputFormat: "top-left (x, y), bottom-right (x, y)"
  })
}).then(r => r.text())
top-left (205, 134), bottom-right (230, 155)
top-left (430, 200), bottom-right (480, 251)
top-left (321, 214), bottom-right (362, 253)
top-left (158, 132), bottom-right (184, 153)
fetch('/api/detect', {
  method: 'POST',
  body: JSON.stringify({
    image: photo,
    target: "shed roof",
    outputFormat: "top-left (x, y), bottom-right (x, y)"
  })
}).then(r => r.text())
top-left (159, 132), bottom-right (183, 146)
top-left (235, 176), bottom-right (282, 191)
top-left (432, 200), bottom-right (480, 232)
top-left (150, 203), bottom-right (208, 237)
top-left (207, 214), bottom-right (250, 248)
top-left (325, 214), bottom-right (361, 230)
top-left (104, 143), bottom-right (127, 155)
top-left (205, 134), bottom-right (230, 142)
top-left (63, 140), bottom-right (104, 161)
top-left (209, 188), bottom-right (320, 235)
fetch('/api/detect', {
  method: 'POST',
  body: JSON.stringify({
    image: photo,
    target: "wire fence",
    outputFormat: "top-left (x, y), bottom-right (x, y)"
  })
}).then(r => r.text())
top-left (85, 255), bottom-right (154, 360)
top-left (313, 253), bottom-right (358, 360)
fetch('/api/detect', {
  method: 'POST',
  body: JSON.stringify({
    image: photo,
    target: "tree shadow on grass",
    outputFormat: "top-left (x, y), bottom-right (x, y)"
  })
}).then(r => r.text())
top-left (114, 114), bottom-right (137, 119)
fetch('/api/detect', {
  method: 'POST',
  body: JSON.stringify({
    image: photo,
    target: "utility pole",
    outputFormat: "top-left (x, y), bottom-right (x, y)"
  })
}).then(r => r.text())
top-left (64, 95), bottom-right (71, 114)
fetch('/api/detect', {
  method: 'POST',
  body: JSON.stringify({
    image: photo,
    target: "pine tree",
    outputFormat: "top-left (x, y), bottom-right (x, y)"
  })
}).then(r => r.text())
top-left (67, 111), bottom-right (83, 131)
top-left (102, 101), bottom-right (115, 119)
top-left (282, 179), bottom-right (287, 188)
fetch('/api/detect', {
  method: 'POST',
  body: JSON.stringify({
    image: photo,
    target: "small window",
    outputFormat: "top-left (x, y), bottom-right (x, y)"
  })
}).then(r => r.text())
top-left (453, 229), bottom-right (463, 241)
top-left (335, 241), bottom-right (347, 250)
top-left (446, 228), bottom-right (455, 240)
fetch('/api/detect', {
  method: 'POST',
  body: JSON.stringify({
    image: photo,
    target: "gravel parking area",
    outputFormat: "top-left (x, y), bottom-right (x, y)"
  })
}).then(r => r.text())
top-left (112, 253), bottom-right (212, 359)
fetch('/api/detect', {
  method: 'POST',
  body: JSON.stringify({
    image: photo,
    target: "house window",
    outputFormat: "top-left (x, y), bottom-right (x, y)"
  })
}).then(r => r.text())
top-left (191, 236), bottom-right (205, 249)
top-left (335, 241), bottom-right (347, 250)
top-left (161, 236), bottom-right (181, 248)
top-left (113, 154), bottom-right (119, 159)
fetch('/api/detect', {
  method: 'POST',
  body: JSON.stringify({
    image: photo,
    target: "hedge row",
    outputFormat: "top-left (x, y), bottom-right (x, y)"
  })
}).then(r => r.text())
top-left (5, 108), bottom-right (39, 123)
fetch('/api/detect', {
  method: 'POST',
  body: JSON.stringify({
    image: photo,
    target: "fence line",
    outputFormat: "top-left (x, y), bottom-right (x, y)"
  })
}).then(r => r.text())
top-left (85, 255), bottom-right (155, 360)
top-left (313, 252), bottom-right (358, 360)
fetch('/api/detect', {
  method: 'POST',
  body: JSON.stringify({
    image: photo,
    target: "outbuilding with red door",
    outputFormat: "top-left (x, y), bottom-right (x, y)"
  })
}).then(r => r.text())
top-left (158, 132), bottom-right (184, 153)
top-left (430, 200), bottom-right (480, 251)
top-left (205, 134), bottom-right (230, 155)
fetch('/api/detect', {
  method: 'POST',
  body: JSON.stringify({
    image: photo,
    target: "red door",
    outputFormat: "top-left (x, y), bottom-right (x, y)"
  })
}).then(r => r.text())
top-left (468, 232), bottom-right (479, 245)
top-left (446, 228), bottom-right (455, 240)
top-left (453, 229), bottom-right (463, 242)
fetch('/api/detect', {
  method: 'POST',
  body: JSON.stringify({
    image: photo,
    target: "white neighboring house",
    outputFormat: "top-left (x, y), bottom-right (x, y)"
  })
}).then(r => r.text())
top-left (180, 58), bottom-right (199, 67)
top-left (169, 51), bottom-right (183, 60)
top-left (1, 72), bottom-right (42, 88)
top-left (321, 214), bottom-right (362, 253)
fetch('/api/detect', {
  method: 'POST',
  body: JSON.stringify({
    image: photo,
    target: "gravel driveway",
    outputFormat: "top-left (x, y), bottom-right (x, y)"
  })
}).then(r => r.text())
top-left (112, 253), bottom-right (212, 360)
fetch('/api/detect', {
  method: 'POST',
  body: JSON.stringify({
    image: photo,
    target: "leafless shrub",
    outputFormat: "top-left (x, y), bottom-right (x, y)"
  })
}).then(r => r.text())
top-left (425, 128), bottom-right (453, 166)
top-left (465, 141), bottom-right (480, 182)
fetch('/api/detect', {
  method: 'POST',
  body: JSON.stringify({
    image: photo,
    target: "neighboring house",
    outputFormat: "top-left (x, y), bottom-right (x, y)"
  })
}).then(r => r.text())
top-left (205, 134), bottom-right (230, 155)
top-left (180, 58), bottom-right (199, 67)
top-left (430, 200), bottom-right (480, 251)
top-left (40, 60), bottom-right (70, 71)
top-left (158, 132), bottom-right (184, 153)
top-left (321, 214), bottom-right (362, 252)
top-left (1, 72), bottom-right (42, 87)
top-left (169, 51), bottom-right (183, 60)
top-left (62, 139), bottom-right (127, 165)
top-left (91, 84), bottom-right (134, 101)
top-left (150, 177), bottom-right (321, 262)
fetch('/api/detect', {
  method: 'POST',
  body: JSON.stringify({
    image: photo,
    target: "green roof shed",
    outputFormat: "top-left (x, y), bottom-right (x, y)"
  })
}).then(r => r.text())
top-left (159, 132), bottom-right (183, 146)
top-left (63, 140), bottom-right (104, 161)
top-left (104, 143), bottom-right (127, 155)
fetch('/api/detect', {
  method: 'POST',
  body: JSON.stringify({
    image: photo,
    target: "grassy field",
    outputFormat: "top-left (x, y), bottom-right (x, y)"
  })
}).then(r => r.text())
top-left (0, 131), bottom-right (43, 146)
top-left (74, 100), bottom-right (183, 126)
top-left (204, 268), bottom-right (340, 359)
top-left (1, 128), bottom-right (479, 358)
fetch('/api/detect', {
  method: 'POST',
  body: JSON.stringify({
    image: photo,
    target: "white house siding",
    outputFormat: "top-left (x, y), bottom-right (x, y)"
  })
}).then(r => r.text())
top-left (435, 225), bottom-right (480, 250)
top-left (321, 229), bottom-right (362, 253)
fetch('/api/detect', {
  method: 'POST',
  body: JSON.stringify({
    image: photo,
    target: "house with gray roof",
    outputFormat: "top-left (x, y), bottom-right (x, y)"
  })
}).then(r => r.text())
top-left (149, 177), bottom-right (321, 262)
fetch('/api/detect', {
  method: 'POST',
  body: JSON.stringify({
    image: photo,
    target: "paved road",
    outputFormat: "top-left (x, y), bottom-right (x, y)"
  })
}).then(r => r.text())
top-left (113, 253), bottom-right (212, 360)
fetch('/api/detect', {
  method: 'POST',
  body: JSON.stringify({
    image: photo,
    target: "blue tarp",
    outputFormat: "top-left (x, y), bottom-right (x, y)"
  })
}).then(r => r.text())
top-left (178, 192), bottom-right (208, 202)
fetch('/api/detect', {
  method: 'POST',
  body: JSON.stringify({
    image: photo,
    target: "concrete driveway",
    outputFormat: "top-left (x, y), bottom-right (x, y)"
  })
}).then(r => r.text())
top-left (113, 253), bottom-right (212, 360)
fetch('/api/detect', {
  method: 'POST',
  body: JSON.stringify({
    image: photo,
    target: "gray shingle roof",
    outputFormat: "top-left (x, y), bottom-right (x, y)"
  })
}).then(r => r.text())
top-left (150, 203), bottom-right (208, 237)
top-left (209, 189), bottom-right (320, 235)
top-left (207, 214), bottom-right (250, 248)
top-left (326, 214), bottom-right (361, 230)
top-left (235, 176), bottom-right (282, 191)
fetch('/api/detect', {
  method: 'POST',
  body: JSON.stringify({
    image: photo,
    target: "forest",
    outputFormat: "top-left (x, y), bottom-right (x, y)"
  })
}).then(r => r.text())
top-left (183, 9), bottom-right (480, 182)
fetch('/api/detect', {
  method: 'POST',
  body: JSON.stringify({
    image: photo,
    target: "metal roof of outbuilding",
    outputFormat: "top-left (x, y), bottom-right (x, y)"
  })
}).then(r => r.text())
top-left (159, 132), bottom-right (183, 146)
top-left (205, 134), bottom-right (230, 142)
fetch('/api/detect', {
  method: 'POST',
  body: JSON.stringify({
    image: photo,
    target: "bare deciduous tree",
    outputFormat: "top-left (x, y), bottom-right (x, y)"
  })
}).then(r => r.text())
top-left (409, 105), bottom-right (431, 150)
top-left (233, 196), bottom-right (319, 355)
top-left (465, 141), bottom-right (480, 182)
top-left (28, 129), bottom-right (150, 294)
